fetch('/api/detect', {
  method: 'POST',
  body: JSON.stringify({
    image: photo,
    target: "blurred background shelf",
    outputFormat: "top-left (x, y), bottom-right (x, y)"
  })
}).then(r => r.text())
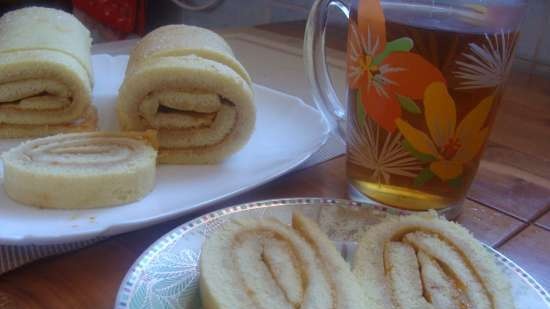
top-left (1, 0), bottom-right (548, 76)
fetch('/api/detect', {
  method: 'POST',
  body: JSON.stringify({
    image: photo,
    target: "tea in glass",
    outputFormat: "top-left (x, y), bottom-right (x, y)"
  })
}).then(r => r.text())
top-left (346, 1), bottom-right (522, 213)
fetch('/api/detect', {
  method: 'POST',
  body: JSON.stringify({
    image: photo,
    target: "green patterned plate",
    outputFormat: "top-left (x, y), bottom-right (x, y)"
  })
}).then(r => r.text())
top-left (115, 198), bottom-right (550, 309)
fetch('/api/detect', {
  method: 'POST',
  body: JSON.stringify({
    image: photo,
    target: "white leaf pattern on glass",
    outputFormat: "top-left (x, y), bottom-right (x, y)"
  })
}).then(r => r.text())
top-left (454, 30), bottom-right (517, 90)
top-left (348, 110), bottom-right (421, 184)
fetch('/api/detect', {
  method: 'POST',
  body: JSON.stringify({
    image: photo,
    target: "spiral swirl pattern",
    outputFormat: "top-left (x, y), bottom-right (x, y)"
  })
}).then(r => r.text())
top-left (199, 212), bottom-right (366, 309)
top-left (0, 7), bottom-right (96, 137)
top-left (3, 132), bottom-right (157, 209)
top-left (117, 25), bottom-right (255, 164)
top-left (353, 213), bottom-right (514, 309)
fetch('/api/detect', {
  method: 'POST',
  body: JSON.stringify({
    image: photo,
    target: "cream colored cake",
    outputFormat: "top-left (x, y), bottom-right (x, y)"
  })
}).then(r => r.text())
top-left (0, 7), bottom-right (96, 137)
top-left (199, 212), bottom-right (367, 309)
top-left (2, 131), bottom-right (158, 209)
top-left (353, 212), bottom-right (515, 309)
top-left (117, 25), bottom-right (255, 164)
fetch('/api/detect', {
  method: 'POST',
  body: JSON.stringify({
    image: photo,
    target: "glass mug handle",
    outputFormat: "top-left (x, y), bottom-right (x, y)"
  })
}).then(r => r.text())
top-left (304, 0), bottom-right (350, 140)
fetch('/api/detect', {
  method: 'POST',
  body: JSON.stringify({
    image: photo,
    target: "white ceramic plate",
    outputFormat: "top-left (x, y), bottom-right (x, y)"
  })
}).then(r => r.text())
top-left (0, 55), bottom-right (329, 244)
top-left (114, 198), bottom-right (550, 309)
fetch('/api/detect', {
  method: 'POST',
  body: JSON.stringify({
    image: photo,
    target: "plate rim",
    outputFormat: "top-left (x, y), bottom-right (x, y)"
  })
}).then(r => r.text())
top-left (114, 197), bottom-right (550, 309)
top-left (0, 81), bottom-right (330, 245)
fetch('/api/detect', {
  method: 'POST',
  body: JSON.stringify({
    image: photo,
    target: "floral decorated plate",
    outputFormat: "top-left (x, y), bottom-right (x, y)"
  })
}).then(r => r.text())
top-left (115, 198), bottom-right (550, 309)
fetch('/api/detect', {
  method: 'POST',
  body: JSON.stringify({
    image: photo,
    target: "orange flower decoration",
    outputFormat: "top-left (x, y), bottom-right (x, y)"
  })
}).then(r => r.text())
top-left (396, 82), bottom-right (494, 181)
top-left (347, 0), bottom-right (445, 132)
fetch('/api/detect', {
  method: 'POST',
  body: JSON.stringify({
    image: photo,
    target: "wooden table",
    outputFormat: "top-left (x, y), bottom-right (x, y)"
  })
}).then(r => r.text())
top-left (0, 22), bottom-right (549, 308)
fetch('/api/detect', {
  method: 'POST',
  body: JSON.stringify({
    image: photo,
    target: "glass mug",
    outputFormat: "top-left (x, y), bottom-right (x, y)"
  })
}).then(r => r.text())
top-left (305, 0), bottom-right (527, 217)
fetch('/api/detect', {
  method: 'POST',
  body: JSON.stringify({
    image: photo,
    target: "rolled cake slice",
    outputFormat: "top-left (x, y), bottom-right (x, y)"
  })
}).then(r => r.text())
top-left (353, 212), bottom-right (515, 309)
top-left (2, 131), bottom-right (158, 209)
top-left (200, 212), bottom-right (366, 309)
top-left (117, 25), bottom-right (255, 164)
top-left (0, 7), bottom-right (96, 138)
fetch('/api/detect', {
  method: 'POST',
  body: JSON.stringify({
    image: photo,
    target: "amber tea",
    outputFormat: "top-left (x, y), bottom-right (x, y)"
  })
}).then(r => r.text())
top-left (345, 1), bottom-right (520, 212)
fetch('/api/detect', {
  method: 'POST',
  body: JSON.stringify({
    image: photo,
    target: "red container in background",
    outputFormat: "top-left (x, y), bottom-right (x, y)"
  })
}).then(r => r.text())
top-left (73, 0), bottom-right (145, 36)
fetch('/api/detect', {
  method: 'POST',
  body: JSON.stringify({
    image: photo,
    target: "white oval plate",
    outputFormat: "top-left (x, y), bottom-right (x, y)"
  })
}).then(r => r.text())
top-left (115, 198), bottom-right (550, 309)
top-left (0, 55), bottom-right (329, 244)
